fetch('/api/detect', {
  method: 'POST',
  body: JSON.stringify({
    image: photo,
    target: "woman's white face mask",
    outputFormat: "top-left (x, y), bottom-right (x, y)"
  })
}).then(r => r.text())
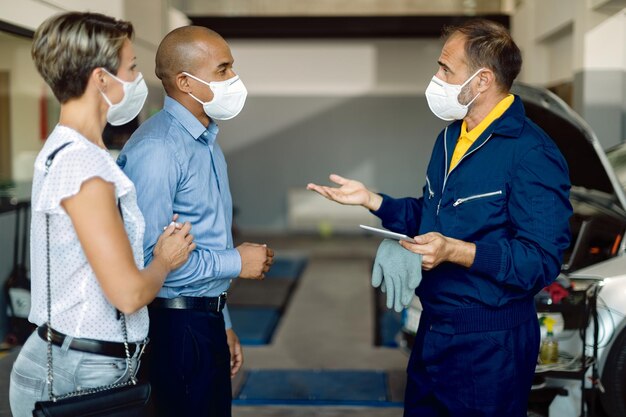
top-left (99, 69), bottom-right (148, 126)
top-left (425, 68), bottom-right (484, 121)
top-left (183, 72), bottom-right (248, 121)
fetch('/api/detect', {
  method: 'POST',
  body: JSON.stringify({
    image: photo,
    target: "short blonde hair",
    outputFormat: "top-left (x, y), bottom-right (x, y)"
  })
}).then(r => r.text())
top-left (32, 12), bottom-right (134, 103)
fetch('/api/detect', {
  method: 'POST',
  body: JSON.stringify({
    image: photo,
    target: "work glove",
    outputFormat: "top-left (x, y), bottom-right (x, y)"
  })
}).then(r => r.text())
top-left (371, 239), bottom-right (423, 312)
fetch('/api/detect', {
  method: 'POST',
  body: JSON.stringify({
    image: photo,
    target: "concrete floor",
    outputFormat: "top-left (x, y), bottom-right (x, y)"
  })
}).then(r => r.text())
top-left (233, 237), bottom-right (407, 370)
top-left (0, 233), bottom-right (408, 417)
top-left (231, 233), bottom-right (407, 416)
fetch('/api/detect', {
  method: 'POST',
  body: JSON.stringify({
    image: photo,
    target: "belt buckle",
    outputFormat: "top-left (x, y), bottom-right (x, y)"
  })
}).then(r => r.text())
top-left (217, 292), bottom-right (227, 312)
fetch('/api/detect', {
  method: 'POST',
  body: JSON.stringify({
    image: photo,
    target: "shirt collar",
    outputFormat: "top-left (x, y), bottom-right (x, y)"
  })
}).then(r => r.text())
top-left (163, 96), bottom-right (219, 146)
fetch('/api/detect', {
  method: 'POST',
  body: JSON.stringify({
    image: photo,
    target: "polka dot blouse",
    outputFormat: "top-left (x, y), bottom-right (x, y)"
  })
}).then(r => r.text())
top-left (29, 125), bottom-right (148, 343)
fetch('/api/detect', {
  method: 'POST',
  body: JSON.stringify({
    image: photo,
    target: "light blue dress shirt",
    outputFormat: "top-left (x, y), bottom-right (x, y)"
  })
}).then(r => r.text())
top-left (118, 96), bottom-right (242, 329)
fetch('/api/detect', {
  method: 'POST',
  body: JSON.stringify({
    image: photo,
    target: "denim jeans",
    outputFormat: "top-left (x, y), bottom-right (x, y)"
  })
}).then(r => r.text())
top-left (9, 330), bottom-right (141, 417)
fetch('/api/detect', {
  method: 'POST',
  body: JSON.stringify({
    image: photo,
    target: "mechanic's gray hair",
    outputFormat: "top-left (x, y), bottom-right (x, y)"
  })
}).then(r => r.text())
top-left (444, 19), bottom-right (522, 91)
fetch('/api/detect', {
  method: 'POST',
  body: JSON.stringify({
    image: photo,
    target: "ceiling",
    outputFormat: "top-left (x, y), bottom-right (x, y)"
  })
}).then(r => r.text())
top-left (172, 0), bottom-right (507, 17)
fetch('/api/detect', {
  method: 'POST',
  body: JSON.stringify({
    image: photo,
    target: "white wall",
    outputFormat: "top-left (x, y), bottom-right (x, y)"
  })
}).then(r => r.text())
top-left (584, 9), bottom-right (626, 72)
top-left (512, 0), bottom-right (576, 86)
top-left (224, 38), bottom-right (443, 154)
top-left (512, 0), bottom-right (626, 147)
top-left (509, 3), bottom-right (576, 88)
top-left (512, 0), bottom-right (626, 84)
top-left (232, 39), bottom-right (442, 97)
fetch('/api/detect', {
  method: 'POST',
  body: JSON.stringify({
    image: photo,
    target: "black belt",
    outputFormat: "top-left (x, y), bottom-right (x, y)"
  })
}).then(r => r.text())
top-left (149, 293), bottom-right (227, 312)
top-left (37, 325), bottom-right (146, 359)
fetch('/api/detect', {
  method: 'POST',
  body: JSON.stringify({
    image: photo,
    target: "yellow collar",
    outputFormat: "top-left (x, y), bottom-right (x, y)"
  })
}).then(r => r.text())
top-left (460, 94), bottom-right (515, 143)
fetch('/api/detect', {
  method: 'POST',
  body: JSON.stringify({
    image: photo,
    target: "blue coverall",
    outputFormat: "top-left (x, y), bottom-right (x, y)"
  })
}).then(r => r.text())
top-left (373, 96), bottom-right (572, 416)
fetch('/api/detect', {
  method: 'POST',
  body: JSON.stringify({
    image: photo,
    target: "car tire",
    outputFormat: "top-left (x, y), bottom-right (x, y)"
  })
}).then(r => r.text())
top-left (600, 328), bottom-right (626, 417)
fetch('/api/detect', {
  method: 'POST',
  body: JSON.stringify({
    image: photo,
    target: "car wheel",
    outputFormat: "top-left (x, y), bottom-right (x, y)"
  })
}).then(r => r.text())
top-left (601, 328), bottom-right (626, 417)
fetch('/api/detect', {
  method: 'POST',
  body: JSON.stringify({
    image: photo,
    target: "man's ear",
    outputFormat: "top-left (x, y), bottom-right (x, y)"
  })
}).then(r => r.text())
top-left (477, 69), bottom-right (495, 93)
top-left (175, 73), bottom-right (191, 93)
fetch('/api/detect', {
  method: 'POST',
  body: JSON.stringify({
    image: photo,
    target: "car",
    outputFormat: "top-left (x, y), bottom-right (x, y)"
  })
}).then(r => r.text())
top-left (399, 82), bottom-right (626, 417)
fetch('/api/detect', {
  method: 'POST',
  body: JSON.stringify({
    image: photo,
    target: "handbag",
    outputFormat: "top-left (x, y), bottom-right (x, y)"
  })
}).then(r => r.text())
top-left (33, 142), bottom-right (151, 417)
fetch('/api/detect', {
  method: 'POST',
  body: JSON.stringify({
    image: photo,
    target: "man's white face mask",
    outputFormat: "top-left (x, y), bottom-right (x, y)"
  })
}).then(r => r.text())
top-left (425, 68), bottom-right (484, 121)
top-left (183, 72), bottom-right (248, 121)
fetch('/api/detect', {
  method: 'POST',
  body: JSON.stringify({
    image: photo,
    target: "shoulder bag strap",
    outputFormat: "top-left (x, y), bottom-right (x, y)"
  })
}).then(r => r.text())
top-left (43, 143), bottom-right (135, 401)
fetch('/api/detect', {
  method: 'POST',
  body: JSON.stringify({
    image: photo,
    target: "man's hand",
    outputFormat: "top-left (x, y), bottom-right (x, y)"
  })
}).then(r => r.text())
top-left (226, 328), bottom-right (243, 378)
top-left (306, 174), bottom-right (383, 211)
top-left (236, 243), bottom-right (274, 279)
top-left (400, 232), bottom-right (476, 270)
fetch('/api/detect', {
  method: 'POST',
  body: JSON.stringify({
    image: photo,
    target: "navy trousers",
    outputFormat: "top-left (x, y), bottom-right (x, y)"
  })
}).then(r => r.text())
top-left (147, 307), bottom-right (232, 417)
top-left (404, 312), bottom-right (540, 417)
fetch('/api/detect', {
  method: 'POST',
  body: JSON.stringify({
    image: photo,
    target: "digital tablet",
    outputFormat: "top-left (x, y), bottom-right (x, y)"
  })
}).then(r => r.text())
top-left (359, 224), bottom-right (416, 243)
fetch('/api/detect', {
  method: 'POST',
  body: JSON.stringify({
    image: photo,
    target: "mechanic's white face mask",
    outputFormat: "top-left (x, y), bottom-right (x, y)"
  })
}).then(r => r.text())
top-left (100, 69), bottom-right (148, 126)
top-left (183, 72), bottom-right (248, 121)
top-left (425, 68), bottom-right (484, 121)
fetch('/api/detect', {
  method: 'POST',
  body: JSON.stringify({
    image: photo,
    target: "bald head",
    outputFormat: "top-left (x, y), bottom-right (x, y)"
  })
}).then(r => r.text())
top-left (155, 26), bottom-right (228, 94)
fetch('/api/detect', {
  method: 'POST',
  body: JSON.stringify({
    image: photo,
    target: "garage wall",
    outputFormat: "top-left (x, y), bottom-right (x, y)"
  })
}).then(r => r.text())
top-left (512, 0), bottom-right (626, 149)
top-left (224, 95), bottom-right (444, 231)
top-left (220, 38), bottom-right (446, 231)
top-left (577, 9), bottom-right (626, 149)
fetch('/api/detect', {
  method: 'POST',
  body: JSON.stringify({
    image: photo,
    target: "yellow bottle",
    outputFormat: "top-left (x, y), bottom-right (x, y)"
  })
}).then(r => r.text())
top-left (540, 317), bottom-right (559, 364)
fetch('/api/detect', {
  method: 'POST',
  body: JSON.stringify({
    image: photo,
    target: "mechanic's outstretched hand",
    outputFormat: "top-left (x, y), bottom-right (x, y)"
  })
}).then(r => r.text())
top-left (306, 174), bottom-right (383, 211)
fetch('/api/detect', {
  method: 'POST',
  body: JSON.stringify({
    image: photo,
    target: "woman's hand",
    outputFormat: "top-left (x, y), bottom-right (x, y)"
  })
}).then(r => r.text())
top-left (153, 221), bottom-right (195, 271)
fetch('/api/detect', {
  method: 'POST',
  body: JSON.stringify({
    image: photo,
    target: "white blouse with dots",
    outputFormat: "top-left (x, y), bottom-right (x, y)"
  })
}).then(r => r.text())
top-left (29, 125), bottom-right (148, 343)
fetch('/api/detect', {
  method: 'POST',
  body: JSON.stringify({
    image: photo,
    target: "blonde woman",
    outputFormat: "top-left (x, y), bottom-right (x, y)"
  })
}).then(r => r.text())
top-left (9, 12), bottom-right (195, 416)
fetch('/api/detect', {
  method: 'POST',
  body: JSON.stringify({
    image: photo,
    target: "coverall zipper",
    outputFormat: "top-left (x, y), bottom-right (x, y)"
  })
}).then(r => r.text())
top-left (453, 190), bottom-right (503, 207)
top-left (437, 129), bottom-right (494, 215)
top-left (426, 176), bottom-right (435, 199)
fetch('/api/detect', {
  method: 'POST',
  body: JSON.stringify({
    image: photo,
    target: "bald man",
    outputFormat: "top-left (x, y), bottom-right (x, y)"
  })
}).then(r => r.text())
top-left (118, 26), bottom-right (274, 417)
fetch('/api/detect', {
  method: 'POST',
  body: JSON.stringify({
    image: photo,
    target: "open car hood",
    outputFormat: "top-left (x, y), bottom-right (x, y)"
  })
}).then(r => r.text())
top-left (511, 82), bottom-right (626, 214)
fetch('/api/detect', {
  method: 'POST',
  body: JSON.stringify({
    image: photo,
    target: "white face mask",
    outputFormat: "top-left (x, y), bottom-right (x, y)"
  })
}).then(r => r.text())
top-left (100, 69), bottom-right (148, 126)
top-left (183, 72), bottom-right (248, 121)
top-left (425, 68), bottom-right (484, 121)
